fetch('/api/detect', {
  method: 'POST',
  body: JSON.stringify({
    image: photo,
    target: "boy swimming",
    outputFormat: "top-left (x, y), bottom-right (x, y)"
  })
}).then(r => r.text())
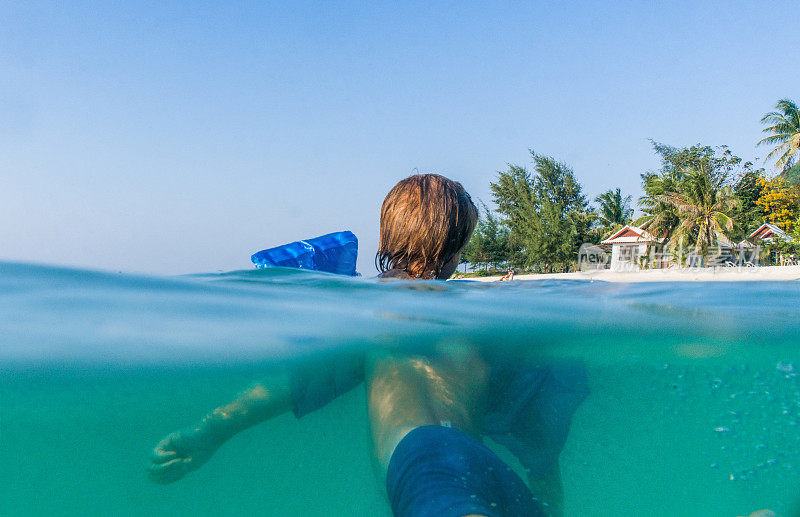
top-left (149, 174), bottom-right (586, 516)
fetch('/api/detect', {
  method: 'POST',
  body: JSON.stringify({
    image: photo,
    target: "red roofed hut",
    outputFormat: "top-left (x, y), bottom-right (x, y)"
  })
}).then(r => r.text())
top-left (748, 223), bottom-right (792, 243)
top-left (600, 225), bottom-right (661, 271)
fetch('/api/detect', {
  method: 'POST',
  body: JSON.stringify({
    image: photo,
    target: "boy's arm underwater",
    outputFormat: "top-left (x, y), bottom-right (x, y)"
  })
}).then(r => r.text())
top-left (148, 350), bottom-right (364, 484)
top-left (148, 369), bottom-right (292, 484)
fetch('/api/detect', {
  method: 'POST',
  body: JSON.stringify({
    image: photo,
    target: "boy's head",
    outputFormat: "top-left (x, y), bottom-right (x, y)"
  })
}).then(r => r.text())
top-left (376, 174), bottom-right (478, 279)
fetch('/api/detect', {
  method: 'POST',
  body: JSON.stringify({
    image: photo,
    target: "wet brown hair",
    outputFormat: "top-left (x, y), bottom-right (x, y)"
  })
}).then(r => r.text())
top-left (376, 174), bottom-right (478, 279)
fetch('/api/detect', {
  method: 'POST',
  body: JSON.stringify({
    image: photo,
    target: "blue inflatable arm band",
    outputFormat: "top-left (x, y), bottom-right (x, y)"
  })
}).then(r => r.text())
top-left (251, 231), bottom-right (358, 276)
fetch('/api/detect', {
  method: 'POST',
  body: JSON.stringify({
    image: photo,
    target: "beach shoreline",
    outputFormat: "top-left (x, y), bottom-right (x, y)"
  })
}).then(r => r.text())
top-left (459, 265), bottom-right (800, 283)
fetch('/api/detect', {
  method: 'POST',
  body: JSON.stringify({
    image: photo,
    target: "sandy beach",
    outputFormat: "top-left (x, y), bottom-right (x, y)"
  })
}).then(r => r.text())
top-left (463, 265), bottom-right (800, 282)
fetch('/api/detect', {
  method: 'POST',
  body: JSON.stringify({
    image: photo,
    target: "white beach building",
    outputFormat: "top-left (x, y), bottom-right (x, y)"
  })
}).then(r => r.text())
top-left (748, 223), bottom-right (792, 243)
top-left (600, 225), bottom-right (660, 271)
top-left (749, 223), bottom-right (795, 265)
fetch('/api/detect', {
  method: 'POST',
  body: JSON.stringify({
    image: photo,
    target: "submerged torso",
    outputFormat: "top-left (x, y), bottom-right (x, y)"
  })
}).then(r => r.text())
top-left (368, 268), bottom-right (490, 473)
top-left (366, 346), bottom-right (490, 474)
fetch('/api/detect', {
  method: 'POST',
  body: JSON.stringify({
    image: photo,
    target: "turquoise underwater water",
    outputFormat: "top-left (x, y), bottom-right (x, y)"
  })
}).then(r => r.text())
top-left (1, 262), bottom-right (799, 516)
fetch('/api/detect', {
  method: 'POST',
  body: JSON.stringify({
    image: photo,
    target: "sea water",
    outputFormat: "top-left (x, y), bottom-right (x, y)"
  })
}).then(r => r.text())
top-left (1, 261), bottom-right (798, 516)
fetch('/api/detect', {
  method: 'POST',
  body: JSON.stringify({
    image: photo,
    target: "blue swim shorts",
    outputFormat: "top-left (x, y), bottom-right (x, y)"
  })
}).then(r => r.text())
top-left (386, 425), bottom-right (544, 517)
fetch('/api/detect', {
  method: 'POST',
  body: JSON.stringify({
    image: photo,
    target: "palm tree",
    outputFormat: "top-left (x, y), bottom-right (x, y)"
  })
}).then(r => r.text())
top-left (657, 166), bottom-right (735, 258)
top-left (634, 172), bottom-right (682, 242)
top-left (758, 98), bottom-right (800, 172)
top-left (595, 188), bottom-right (633, 228)
top-left (593, 188), bottom-right (634, 241)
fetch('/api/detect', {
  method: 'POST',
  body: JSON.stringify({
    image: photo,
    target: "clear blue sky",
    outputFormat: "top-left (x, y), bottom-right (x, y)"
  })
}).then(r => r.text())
top-left (2, 1), bottom-right (798, 274)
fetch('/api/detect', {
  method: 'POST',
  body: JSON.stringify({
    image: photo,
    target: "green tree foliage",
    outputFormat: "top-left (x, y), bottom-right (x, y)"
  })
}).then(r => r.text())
top-left (766, 238), bottom-right (800, 264)
top-left (758, 98), bottom-right (800, 172)
top-left (594, 188), bottom-right (633, 238)
top-left (659, 167), bottom-right (735, 257)
top-left (461, 202), bottom-right (509, 270)
top-left (595, 188), bottom-right (633, 227)
top-left (487, 163), bottom-right (537, 267)
top-left (779, 162), bottom-right (800, 186)
top-left (490, 151), bottom-right (589, 272)
top-left (635, 143), bottom-right (685, 244)
top-left (636, 143), bottom-right (742, 257)
top-left (730, 167), bottom-right (766, 240)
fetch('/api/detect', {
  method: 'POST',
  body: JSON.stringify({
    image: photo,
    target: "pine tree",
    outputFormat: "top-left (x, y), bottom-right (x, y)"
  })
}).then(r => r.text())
top-left (490, 151), bottom-right (589, 272)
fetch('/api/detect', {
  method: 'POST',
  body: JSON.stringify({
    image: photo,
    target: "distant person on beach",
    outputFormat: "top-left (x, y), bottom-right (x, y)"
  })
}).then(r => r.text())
top-left (496, 268), bottom-right (515, 281)
top-left (149, 174), bottom-right (587, 517)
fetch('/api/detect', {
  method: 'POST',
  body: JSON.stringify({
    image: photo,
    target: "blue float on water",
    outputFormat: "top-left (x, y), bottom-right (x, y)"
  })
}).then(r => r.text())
top-left (251, 230), bottom-right (359, 276)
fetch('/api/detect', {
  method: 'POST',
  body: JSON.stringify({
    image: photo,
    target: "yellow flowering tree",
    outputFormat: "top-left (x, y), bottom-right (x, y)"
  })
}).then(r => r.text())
top-left (756, 177), bottom-right (800, 232)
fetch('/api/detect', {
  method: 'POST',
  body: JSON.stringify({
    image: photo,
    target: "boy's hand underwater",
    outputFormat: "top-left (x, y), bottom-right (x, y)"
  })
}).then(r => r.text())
top-left (148, 420), bottom-right (223, 484)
